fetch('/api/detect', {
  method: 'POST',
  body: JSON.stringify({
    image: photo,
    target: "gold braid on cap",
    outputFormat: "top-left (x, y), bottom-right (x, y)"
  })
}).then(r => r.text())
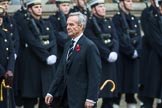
top-left (100, 80), bottom-right (115, 92)
top-left (0, 79), bottom-right (11, 101)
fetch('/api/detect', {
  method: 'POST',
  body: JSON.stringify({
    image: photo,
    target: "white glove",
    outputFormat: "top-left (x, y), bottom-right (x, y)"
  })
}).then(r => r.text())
top-left (132, 50), bottom-right (138, 59)
top-left (14, 53), bottom-right (17, 60)
top-left (46, 55), bottom-right (57, 65)
top-left (108, 52), bottom-right (118, 63)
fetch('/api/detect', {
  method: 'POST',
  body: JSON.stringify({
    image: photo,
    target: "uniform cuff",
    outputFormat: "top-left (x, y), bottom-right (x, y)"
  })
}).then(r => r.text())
top-left (86, 99), bottom-right (96, 104)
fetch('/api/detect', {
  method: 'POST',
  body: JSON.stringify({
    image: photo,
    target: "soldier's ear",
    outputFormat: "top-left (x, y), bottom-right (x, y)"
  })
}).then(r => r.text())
top-left (119, 1), bottom-right (124, 8)
top-left (91, 7), bottom-right (96, 14)
top-left (28, 7), bottom-right (32, 13)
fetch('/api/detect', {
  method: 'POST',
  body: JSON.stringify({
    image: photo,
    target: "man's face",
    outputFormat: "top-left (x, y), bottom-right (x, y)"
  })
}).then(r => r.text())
top-left (59, 3), bottom-right (70, 15)
top-left (66, 16), bottom-right (82, 38)
top-left (122, 0), bottom-right (133, 11)
top-left (0, 1), bottom-right (9, 12)
top-left (92, 4), bottom-right (106, 17)
top-left (29, 4), bottom-right (42, 18)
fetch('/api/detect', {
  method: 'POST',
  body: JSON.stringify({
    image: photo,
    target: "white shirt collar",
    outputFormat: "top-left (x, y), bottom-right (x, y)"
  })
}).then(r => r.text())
top-left (72, 33), bottom-right (83, 48)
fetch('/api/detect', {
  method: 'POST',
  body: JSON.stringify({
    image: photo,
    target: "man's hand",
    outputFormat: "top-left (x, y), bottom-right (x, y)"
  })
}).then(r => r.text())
top-left (4, 70), bottom-right (13, 86)
top-left (45, 94), bottom-right (53, 105)
top-left (84, 101), bottom-right (95, 108)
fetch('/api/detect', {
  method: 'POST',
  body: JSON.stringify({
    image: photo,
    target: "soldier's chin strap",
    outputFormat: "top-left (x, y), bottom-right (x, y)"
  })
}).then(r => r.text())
top-left (100, 80), bottom-right (116, 92)
top-left (0, 79), bottom-right (11, 101)
top-left (94, 7), bottom-right (105, 18)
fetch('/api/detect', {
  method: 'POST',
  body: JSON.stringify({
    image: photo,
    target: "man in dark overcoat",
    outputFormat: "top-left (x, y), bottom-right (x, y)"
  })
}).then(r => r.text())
top-left (45, 12), bottom-right (101, 108)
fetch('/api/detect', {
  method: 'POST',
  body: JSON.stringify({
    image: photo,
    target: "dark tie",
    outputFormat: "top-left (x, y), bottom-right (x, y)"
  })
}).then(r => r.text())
top-left (67, 40), bottom-right (75, 62)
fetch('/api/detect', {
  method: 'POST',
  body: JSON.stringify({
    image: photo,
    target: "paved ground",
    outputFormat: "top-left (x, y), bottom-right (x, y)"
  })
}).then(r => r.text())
top-left (16, 94), bottom-right (157, 108)
top-left (97, 94), bottom-right (142, 108)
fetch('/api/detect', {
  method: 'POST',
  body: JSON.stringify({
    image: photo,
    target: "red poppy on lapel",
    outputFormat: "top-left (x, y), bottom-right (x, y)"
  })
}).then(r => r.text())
top-left (75, 44), bottom-right (80, 51)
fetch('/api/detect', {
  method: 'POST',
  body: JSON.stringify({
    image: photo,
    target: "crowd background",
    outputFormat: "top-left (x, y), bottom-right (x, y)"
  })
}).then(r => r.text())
top-left (10, 0), bottom-right (145, 5)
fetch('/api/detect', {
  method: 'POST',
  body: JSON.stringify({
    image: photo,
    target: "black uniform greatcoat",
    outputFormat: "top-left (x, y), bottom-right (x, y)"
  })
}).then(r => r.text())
top-left (48, 11), bottom-right (71, 66)
top-left (3, 14), bottom-right (19, 55)
top-left (112, 12), bottom-right (142, 93)
top-left (15, 16), bottom-right (57, 98)
top-left (48, 35), bottom-right (101, 108)
top-left (84, 16), bottom-right (119, 98)
top-left (0, 25), bottom-right (15, 107)
top-left (139, 6), bottom-right (162, 98)
top-left (0, 27), bottom-right (15, 75)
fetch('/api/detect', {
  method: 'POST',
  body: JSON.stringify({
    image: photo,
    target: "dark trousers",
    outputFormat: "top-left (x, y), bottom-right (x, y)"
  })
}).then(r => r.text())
top-left (22, 97), bottom-right (49, 108)
top-left (113, 93), bottom-right (137, 105)
top-left (51, 90), bottom-right (97, 108)
top-left (51, 89), bottom-right (69, 108)
top-left (138, 96), bottom-right (154, 108)
top-left (101, 98), bottom-right (113, 108)
top-left (157, 103), bottom-right (162, 108)
top-left (39, 98), bottom-right (49, 108)
top-left (60, 90), bottom-right (69, 108)
top-left (23, 98), bottom-right (37, 108)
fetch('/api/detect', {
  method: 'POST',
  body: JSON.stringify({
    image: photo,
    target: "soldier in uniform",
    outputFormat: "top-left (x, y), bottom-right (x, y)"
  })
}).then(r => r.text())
top-left (70, 0), bottom-right (91, 18)
top-left (14, 0), bottom-right (57, 108)
top-left (0, 6), bottom-right (15, 108)
top-left (13, 0), bottom-right (28, 26)
top-left (12, 1), bottom-right (29, 107)
top-left (139, 0), bottom-right (162, 107)
top-left (48, 0), bottom-right (71, 66)
top-left (112, 0), bottom-right (142, 107)
top-left (85, 0), bottom-right (119, 108)
top-left (0, 0), bottom-right (19, 59)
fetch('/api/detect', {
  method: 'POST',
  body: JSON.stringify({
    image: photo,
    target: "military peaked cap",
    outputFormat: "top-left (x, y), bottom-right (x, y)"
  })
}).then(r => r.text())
top-left (89, 0), bottom-right (104, 8)
top-left (26, 0), bottom-right (41, 8)
top-left (55, 0), bottom-right (71, 4)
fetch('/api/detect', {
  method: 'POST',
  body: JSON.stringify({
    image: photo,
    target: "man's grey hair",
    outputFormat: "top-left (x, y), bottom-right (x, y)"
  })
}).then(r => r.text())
top-left (69, 12), bottom-right (87, 30)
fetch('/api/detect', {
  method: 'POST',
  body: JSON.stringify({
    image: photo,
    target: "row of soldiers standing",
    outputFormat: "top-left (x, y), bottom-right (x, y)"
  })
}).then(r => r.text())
top-left (0, 0), bottom-right (161, 108)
